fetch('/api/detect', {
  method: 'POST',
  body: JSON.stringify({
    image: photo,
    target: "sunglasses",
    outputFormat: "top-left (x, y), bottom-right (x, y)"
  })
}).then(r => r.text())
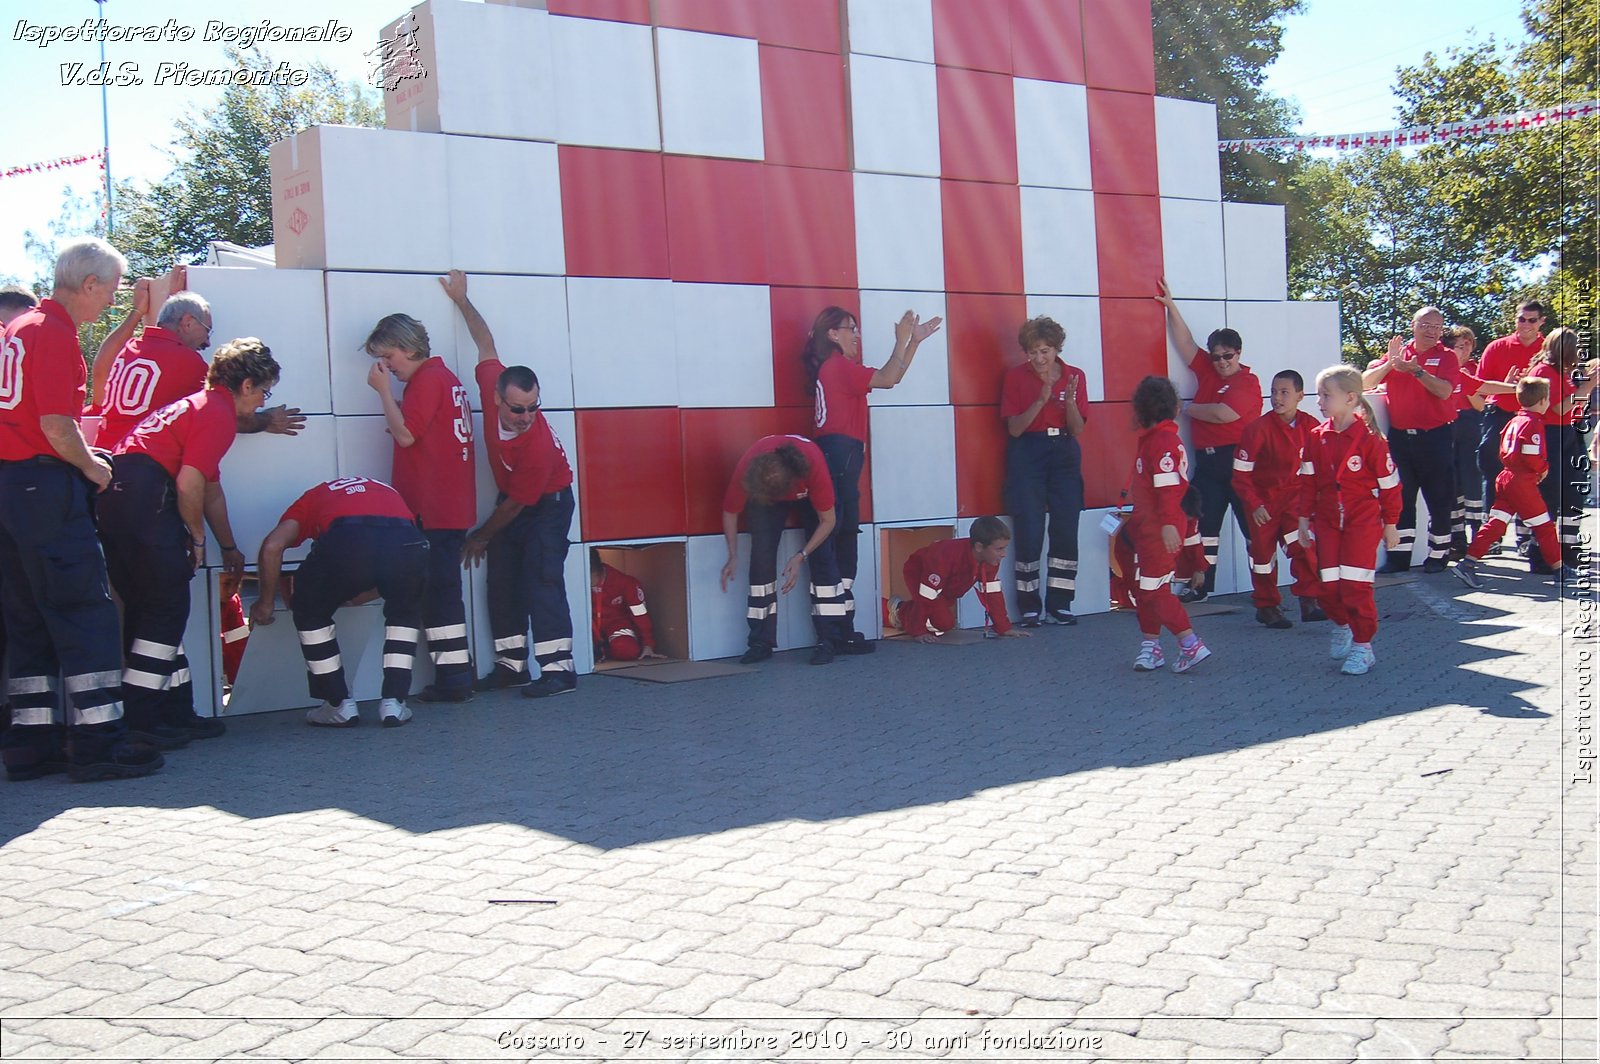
top-left (504, 401), bottom-right (540, 414)
top-left (1209, 351), bottom-right (1238, 362)
top-left (1516, 315), bottom-right (1543, 324)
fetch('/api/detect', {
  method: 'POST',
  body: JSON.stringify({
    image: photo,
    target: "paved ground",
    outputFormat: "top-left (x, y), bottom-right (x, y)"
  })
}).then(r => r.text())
top-left (0, 551), bottom-right (1594, 1062)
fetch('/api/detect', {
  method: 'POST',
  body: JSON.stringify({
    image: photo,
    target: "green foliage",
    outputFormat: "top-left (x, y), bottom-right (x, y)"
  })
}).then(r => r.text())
top-left (1152, 0), bottom-right (1307, 204)
top-left (114, 48), bottom-right (382, 277)
top-left (17, 187), bottom-right (129, 369)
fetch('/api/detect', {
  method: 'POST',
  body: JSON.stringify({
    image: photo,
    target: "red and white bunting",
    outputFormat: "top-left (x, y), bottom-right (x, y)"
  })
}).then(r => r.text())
top-left (1218, 100), bottom-right (1599, 154)
top-left (1, 149), bottom-right (108, 181)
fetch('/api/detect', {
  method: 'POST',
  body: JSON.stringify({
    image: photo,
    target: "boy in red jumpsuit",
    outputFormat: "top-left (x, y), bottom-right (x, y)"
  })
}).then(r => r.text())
top-left (1231, 369), bottom-right (1324, 629)
top-left (1453, 377), bottom-right (1572, 587)
top-left (888, 517), bottom-right (1031, 642)
top-left (1126, 376), bottom-right (1212, 673)
top-left (590, 552), bottom-right (661, 662)
top-left (1298, 366), bottom-right (1402, 675)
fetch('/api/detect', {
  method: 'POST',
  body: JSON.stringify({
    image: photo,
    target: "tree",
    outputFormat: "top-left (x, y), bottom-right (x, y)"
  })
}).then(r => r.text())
top-left (1152, 0), bottom-right (1307, 205)
top-left (114, 48), bottom-right (382, 277)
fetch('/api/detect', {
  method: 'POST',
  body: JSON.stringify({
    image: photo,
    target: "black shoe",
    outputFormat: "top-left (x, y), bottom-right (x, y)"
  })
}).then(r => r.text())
top-left (838, 634), bottom-right (876, 655)
top-left (1422, 557), bottom-right (1448, 574)
top-left (2, 726), bottom-right (67, 781)
top-left (474, 667), bottom-right (531, 691)
top-left (68, 738), bottom-right (164, 782)
top-left (124, 723), bottom-right (191, 750)
top-left (1044, 609), bottom-right (1078, 626)
top-left (1529, 559), bottom-right (1556, 576)
top-left (169, 712), bottom-right (226, 740)
top-left (738, 644), bottom-right (773, 664)
top-left (809, 642), bottom-right (836, 666)
top-left (521, 674), bottom-right (576, 699)
top-left (415, 684), bottom-right (476, 704)
top-left (1255, 605), bottom-right (1293, 629)
top-left (1377, 558), bottom-right (1409, 575)
top-left (1298, 597), bottom-right (1328, 623)
top-left (1174, 585), bottom-right (1207, 604)
top-left (1516, 539), bottom-right (1533, 559)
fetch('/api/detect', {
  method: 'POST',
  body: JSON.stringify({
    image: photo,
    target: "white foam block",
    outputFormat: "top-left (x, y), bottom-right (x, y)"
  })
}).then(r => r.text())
top-left (1159, 198), bottom-right (1226, 301)
top-left (1283, 301), bottom-right (1342, 391)
top-left (776, 527), bottom-right (819, 651)
top-left (869, 405), bottom-right (956, 522)
top-left (672, 283), bottom-right (774, 408)
top-left (1025, 295), bottom-right (1105, 403)
top-left (849, 54), bottom-right (941, 177)
top-left (1227, 301), bottom-right (1289, 391)
top-left (224, 602), bottom-right (323, 715)
top-left (1154, 96), bottom-right (1222, 201)
top-left (271, 126), bottom-right (452, 273)
top-left (850, 523), bottom-right (880, 640)
top-left (1166, 298), bottom-right (1226, 399)
top-left (214, 415), bottom-right (339, 563)
top-left (184, 572), bottom-right (219, 718)
top-left (187, 266), bottom-right (332, 415)
top-left (334, 414), bottom-right (395, 483)
top-left (1223, 202), bottom-right (1289, 301)
top-left (861, 291), bottom-right (950, 407)
top-left (381, 0), bottom-right (556, 142)
top-left (1014, 78), bottom-right (1092, 190)
top-left (854, 173), bottom-right (946, 293)
top-left (847, 0), bottom-right (934, 62)
top-left (658, 28), bottom-right (765, 160)
top-left (446, 136), bottom-right (565, 275)
top-left (686, 532), bottom-right (753, 660)
top-left (1073, 507), bottom-right (1116, 617)
top-left (567, 278), bottom-right (678, 407)
top-left (549, 15), bottom-right (660, 150)
top-left (324, 272), bottom-right (461, 416)
top-left (452, 275), bottom-right (573, 412)
top-left (1021, 186), bottom-right (1100, 296)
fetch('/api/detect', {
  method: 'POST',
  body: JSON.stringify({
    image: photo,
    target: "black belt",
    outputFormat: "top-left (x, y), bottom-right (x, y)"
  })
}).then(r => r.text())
top-left (327, 516), bottom-right (418, 531)
top-left (0, 454), bottom-right (69, 466)
top-left (1199, 445), bottom-right (1236, 455)
top-left (1395, 424), bottom-right (1450, 436)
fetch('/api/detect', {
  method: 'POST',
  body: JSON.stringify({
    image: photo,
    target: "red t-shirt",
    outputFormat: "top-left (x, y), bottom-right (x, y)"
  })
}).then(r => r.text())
top-left (1529, 362), bottom-right (1576, 426)
top-left (0, 300), bottom-right (87, 461)
top-left (474, 360), bottom-right (573, 506)
top-left (1499, 410), bottom-right (1549, 478)
top-left (1455, 357), bottom-right (1482, 412)
top-left (1187, 349), bottom-right (1262, 448)
top-left (114, 386), bottom-right (238, 481)
top-left (813, 356), bottom-right (876, 441)
top-left (1372, 341), bottom-right (1460, 430)
top-left (394, 356), bottom-right (476, 529)
top-left (999, 358), bottom-right (1090, 434)
top-left (279, 477), bottom-right (415, 546)
top-left (1479, 333), bottom-right (1545, 413)
top-left (722, 434), bottom-right (836, 513)
top-left (95, 326), bottom-right (209, 451)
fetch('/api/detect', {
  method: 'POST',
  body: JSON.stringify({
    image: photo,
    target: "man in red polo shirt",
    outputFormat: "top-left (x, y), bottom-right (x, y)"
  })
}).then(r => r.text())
top-left (1362, 306), bottom-right (1462, 573)
top-left (0, 237), bottom-right (162, 782)
top-left (448, 275), bottom-right (577, 699)
top-left (1476, 300), bottom-right (1547, 512)
top-left (1156, 278), bottom-right (1263, 601)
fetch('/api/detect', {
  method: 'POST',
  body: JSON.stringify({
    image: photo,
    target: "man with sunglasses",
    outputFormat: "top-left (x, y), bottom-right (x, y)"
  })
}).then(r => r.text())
top-left (447, 274), bottom-right (576, 699)
top-left (92, 290), bottom-right (305, 450)
top-left (1477, 301), bottom-right (1548, 514)
top-left (1156, 279), bottom-right (1262, 601)
top-left (1363, 307), bottom-right (1462, 574)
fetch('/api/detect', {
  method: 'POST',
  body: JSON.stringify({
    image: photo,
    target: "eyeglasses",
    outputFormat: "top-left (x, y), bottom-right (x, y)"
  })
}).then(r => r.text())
top-left (1516, 315), bottom-right (1543, 324)
top-left (1209, 350), bottom-right (1239, 362)
top-left (505, 401), bottom-right (540, 414)
top-left (1415, 322), bottom-right (1444, 332)
top-left (832, 324), bottom-right (860, 335)
top-left (260, 388), bottom-right (272, 401)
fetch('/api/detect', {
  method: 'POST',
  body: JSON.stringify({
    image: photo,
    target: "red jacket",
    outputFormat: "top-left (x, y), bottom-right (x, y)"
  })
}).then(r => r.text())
top-left (903, 537), bottom-right (1011, 635)
top-left (1498, 410), bottom-right (1548, 479)
top-left (1232, 410), bottom-right (1314, 515)
top-left (1299, 417), bottom-right (1402, 530)
top-left (591, 564), bottom-right (654, 647)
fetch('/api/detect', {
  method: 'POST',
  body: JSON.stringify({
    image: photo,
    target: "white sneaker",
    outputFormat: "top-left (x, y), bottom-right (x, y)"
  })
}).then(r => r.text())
top-left (1329, 624), bottom-right (1354, 661)
top-left (1133, 643), bottom-right (1165, 671)
top-left (379, 698), bottom-right (412, 728)
top-left (1340, 644), bottom-right (1376, 675)
top-left (306, 699), bottom-right (359, 727)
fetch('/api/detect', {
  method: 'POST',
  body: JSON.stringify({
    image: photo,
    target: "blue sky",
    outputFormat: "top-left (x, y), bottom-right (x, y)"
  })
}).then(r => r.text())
top-left (0, 0), bottom-right (1533, 285)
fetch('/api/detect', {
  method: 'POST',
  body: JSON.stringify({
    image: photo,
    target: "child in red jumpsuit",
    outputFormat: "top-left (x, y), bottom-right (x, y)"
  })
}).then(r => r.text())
top-left (889, 517), bottom-right (1032, 642)
top-left (1298, 366), bottom-right (1402, 675)
top-left (1232, 369), bottom-right (1324, 628)
top-left (1453, 377), bottom-right (1570, 586)
top-left (1126, 375), bottom-right (1211, 673)
top-left (590, 551), bottom-right (661, 662)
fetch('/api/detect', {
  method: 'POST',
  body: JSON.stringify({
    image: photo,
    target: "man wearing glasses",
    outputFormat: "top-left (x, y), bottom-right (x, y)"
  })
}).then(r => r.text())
top-left (92, 289), bottom-right (306, 448)
top-left (1477, 301), bottom-right (1548, 514)
top-left (1362, 307), bottom-right (1462, 574)
top-left (448, 274), bottom-right (577, 699)
top-left (1157, 279), bottom-right (1263, 601)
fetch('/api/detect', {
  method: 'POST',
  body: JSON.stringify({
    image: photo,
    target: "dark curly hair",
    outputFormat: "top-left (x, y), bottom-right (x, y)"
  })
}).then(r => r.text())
top-left (1131, 375), bottom-right (1178, 428)
top-left (742, 443), bottom-right (811, 504)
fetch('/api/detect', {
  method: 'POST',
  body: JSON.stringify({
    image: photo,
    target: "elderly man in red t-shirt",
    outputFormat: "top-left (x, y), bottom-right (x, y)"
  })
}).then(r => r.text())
top-left (1156, 278), bottom-right (1263, 602)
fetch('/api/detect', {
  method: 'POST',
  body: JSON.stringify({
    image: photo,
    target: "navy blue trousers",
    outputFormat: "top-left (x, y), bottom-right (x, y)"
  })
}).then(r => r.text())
top-left (485, 489), bottom-right (575, 678)
top-left (1005, 431), bottom-right (1084, 615)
